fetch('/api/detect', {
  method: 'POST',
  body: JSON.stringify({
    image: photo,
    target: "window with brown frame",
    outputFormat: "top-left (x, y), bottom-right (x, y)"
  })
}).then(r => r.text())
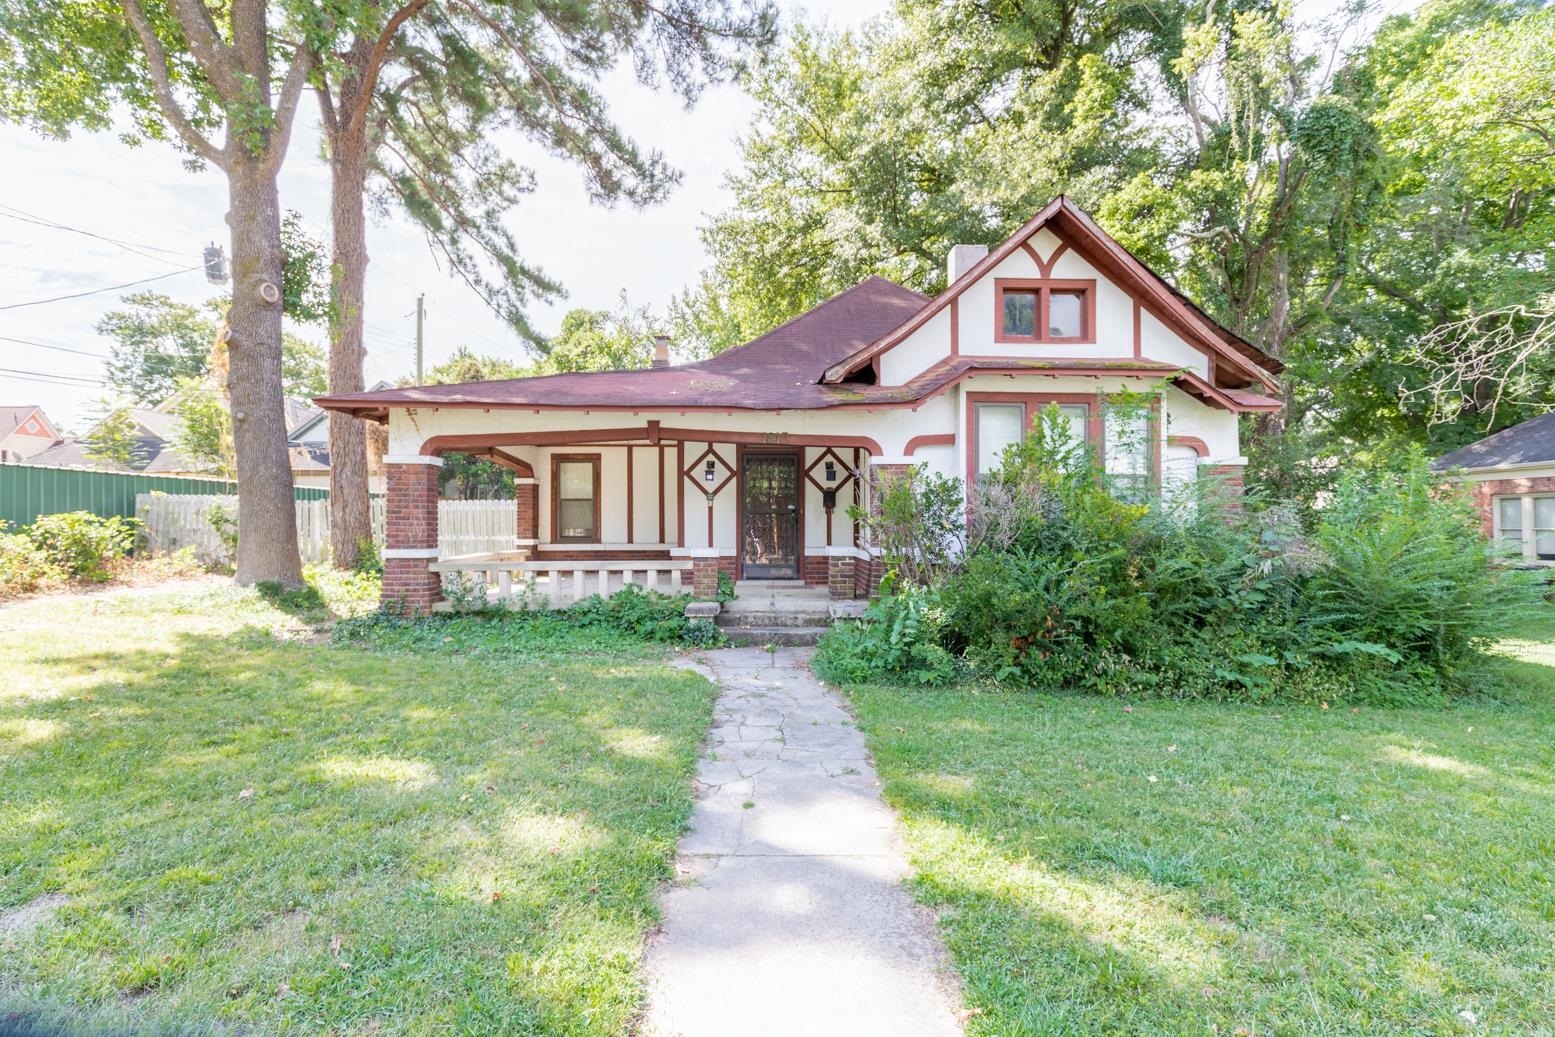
top-left (995, 279), bottom-right (1096, 343)
top-left (551, 454), bottom-right (600, 542)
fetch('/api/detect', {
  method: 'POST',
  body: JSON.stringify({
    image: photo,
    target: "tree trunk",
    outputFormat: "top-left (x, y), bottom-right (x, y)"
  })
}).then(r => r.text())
top-left (328, 132), bottom-right (372, 569)
top-left (226, 158), bottom-right (305, 586)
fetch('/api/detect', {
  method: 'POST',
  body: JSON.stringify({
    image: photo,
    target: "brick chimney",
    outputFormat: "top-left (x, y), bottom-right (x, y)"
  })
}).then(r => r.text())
top-left (947, 244), bottom-right (989, 284)
top-left (652, 335), bottom-right (671, 368)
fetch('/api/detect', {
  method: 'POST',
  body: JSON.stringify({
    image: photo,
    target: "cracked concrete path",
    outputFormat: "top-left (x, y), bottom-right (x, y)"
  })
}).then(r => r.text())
top-left (641, 646), bottom-right (963, 1037)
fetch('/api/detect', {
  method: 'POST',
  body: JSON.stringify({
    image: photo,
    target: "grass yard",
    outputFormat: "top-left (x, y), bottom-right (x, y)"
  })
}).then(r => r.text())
top-left (846, 611), bottom-right (1555, 1035)
top-left (0, 583), bottom-right (715, 1035)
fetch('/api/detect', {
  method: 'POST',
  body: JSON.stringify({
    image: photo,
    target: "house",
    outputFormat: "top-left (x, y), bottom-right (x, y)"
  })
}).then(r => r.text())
top-left (19, 393), bottom-right (381, 489)
top-left (0, 405), bottom-right (62, 463)
top-left (317, 197), bottom-right (1284, 613)
top-left (1433, 410), bottom-right (1555, 562)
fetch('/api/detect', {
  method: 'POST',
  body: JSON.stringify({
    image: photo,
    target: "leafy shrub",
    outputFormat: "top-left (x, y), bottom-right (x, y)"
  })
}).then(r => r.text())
top-left (817, 439), bottom-right (1528, 705)
top-left (815, 579), bottom-right (957, 687)
top-left (568, 584), bottom-right (722, 645)
top-left (26, 511), bottom-right (138, 582)
top-left (0, 521), bottom-right (60, 599)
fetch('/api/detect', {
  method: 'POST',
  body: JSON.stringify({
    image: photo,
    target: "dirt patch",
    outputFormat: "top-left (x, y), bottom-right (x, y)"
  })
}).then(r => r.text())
top-left (0, 894), bottom-right (70, 936)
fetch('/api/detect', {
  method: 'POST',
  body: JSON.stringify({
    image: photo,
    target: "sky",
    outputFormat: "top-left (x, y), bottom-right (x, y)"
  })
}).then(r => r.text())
top-left (0, 0), bottom-right (1398, 433)
top-left (0, 0), bottom-right (891, 432)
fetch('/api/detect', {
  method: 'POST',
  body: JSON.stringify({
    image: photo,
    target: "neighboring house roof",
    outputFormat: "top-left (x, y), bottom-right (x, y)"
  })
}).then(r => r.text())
top-left (1432, 411), bottom-right (1555, 472)
top-left (0, 404), bottom-right (61, 444)
top-left (290, 443), bottom-right (331, 472)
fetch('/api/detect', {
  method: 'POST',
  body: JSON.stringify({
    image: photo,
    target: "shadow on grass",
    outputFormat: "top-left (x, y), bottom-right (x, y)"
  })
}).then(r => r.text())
top-left (0, 621), bottom-right (715, 1036)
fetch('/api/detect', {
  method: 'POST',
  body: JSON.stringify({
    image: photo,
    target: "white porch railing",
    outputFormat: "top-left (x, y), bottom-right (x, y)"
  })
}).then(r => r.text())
top-left (429, 553), bottom-right (690, 609)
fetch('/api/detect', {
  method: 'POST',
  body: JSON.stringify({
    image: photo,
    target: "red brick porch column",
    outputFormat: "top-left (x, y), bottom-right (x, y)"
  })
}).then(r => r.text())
top-left (515, 477), bottom-right (538, 557)
top-left (382, 455), bottom-right (443, 614)
top-left (825, 550), bottom-right (856, 601)
top-left (1203, 461), bottom-right (1247, 514)
top-left (689, 549), bottom-right (721, 599)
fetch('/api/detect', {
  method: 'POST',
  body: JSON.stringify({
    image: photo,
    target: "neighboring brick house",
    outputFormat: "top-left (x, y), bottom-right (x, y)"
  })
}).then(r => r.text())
top-left (1434, 410), bottom-right (1555, 563)
top-left (317, 197), bottom-right (1285, 613)
top-left (0, 405), bottom-right (62, 463)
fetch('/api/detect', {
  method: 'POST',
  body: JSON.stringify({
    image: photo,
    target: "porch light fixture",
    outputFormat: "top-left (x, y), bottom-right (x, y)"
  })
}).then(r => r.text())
top-left (824, 460), bottom-right (837, 483)
top-left (704, 460), bottom-right (716, 482)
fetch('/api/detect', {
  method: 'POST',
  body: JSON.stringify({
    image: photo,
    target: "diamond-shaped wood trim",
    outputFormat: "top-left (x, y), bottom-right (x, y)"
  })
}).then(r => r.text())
top-left (683, 445), bottom-right (737, 499)
top-left (804, 447), bottom-right (855, 498)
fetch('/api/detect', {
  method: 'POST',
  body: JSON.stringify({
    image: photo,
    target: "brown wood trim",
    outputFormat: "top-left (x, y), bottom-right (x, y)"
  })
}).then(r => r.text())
top-left (949, 297), bottom-right (959, 356)
top-left (905, 433), bottom-right (956, 456)
top-left (676, 440), bottom-right (685, 548)
top-left (421, 428), bottom-right (885, 456)
top-left (992, 278), bottom-right (1097, 344)
top-left (626, 446), bottom-right (634, 545)
top-left (550, 453), bottom-right (601, 543)
top-left (658, 444), bottom-right (667, 544)
top-left (735, 444), bottom-right (805, 582)
top-left (1132, 301), bottom-right (1142, 358)
top-left (1168, 434), bottom-right (1211, 457)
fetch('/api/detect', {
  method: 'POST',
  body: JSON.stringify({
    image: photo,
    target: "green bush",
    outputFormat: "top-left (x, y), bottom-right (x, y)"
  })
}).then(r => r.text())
top-left (817, 431), bottom-right (1528, 704)
top-left (25, 511), bottom-right (138, 582)
top-left (568, 584), bottom-right (725, 645)
top-left (0, 521), bottom-right (60, 599)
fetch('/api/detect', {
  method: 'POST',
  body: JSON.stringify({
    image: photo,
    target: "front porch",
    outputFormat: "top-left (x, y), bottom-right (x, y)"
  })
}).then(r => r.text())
top-left (381, 425), bottom-right (900, 613)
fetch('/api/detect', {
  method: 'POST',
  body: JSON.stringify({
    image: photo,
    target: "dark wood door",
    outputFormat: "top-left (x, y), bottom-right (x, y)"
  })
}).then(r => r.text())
top-left (742, 453), bottom-right (800, 579)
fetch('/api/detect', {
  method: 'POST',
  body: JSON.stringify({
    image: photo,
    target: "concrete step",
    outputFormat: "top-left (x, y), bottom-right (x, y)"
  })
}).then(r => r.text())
top-left (719, 626), bottom-right (827, 647)
top-left (716, 613), bottom-right (829, 630)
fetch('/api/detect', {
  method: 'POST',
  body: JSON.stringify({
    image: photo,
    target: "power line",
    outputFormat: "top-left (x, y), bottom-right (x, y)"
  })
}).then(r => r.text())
top-left (0, 266), bottom-right (203, 311)
top-left (0, 333), bottom-right (110, 359)
top-left (0, 203), bottom-right (194, 265)
top-left (0, 364), bottom-right (105, 386)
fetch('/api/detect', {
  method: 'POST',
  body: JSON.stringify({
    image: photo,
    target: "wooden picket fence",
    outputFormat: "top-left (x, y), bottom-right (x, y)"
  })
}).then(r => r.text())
top-left (137, 493), bottom-right (516, 566)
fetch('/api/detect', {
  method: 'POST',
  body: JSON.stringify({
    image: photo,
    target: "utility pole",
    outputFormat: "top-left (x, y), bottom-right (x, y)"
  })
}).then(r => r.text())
top-left (414, 293), bottom-right (425, 383)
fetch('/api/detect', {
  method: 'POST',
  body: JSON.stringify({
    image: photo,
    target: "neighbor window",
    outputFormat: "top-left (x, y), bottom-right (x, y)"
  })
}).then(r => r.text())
top-left (553, 455), bottom-right (599, 541)
top-left (976, 403), bottom-right (1025, 477)
top-left (1536, 497), bottom-right (1555, 560)
top-left (995, 280), bottom-right (1094, 342)
top-left (1103, 404), bottom-right (1152, 500)
top-left (1496, 497), bottom-right (1524, 551)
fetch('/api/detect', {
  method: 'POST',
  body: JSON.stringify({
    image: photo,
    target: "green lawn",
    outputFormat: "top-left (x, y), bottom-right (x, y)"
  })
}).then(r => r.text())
top-left (847, 612), bottom-right (1555, 1035)
top-left (0, 584), bottom-right (715, 1036)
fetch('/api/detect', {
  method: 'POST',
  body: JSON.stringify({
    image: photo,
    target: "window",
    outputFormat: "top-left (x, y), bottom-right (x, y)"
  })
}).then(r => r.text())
top-left (976, 403), bottom-right (1024, 477)
top-left (1103, 405), bottom-right (1152, 500)
top-left (1048, 291), bottom-right (1084, 338)
top-left (1496, 497), bottom-right (1524, 552)
top-left (1537, 497), bottom-right (1555, 560)
top-left (1002, 291), bottom-right (1037, 338)
top-left (552, 455), bottom-right (599, 541)
top-left (995, 279), bottom-right (1095, 342)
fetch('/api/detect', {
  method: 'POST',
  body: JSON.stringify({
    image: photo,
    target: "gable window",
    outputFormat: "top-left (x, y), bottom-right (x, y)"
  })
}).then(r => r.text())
top-left (995, 279), bottom-right (1095, 343)
top-left (552, 454), bottom-right (600, 542)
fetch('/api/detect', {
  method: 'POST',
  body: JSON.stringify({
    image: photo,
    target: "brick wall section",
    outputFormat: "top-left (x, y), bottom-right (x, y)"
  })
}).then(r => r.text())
top-left (515, 481), bottom-right (538, 542)
top-left (1467, 476), bottom-right (1555, 537)
top-left (827, 555), bottom-right (855, 600)
top-left (382, 462), bottom-right (442, 614)
top-left (691, 555), bottom-right (721, 598)
top-left (1204, 464), bottom-right (1246, 513)
top-left (802, 555), bottom-right (828, 587)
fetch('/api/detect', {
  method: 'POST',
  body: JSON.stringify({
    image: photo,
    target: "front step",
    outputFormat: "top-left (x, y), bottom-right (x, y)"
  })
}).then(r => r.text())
top-left (716, 609), bottom-right (830, 629)
top-left (718, 626), bottom-right (826, 647)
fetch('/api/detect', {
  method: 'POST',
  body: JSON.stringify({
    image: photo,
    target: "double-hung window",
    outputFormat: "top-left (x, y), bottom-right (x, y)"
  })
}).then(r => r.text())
top-left (1492, 495), bottom-right (1555, 561)
top-left (974, 400), bottom-right (1091, 480)
top-left (553, 455), bottom-right (599, 542)
top-left (1103, 405), bottom-right (1152, 501)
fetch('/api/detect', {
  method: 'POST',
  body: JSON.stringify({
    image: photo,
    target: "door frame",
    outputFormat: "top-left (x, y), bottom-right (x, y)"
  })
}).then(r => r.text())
top-left (735, 444), bottom-right (805, 581)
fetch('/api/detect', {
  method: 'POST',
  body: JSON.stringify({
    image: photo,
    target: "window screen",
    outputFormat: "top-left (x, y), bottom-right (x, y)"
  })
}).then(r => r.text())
top-left (556, 459), bottom-right (597, 540)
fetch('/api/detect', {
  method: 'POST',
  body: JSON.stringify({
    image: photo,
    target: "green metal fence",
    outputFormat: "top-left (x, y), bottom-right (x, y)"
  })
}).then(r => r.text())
top-left (0, 464), bottom-right (328, 527)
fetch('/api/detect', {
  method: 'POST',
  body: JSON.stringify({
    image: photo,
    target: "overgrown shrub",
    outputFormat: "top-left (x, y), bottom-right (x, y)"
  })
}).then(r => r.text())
top-left (0, 521), bottom-right (60, 599)
top-left (26, 511), bottom-right (138, 582)
top-left (568, 584), bottom-right (703, 643)
top-left (819, 425), bottom-right (1527, 704)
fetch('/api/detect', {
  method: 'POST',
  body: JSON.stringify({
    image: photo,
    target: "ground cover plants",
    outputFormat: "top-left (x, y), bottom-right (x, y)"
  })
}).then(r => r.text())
top-left (818, 407), bottom-right (1528, 703)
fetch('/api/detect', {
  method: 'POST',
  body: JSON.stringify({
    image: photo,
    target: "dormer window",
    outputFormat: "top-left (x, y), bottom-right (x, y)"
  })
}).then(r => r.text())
top-left (995, 279), bottom-right (1095, 343)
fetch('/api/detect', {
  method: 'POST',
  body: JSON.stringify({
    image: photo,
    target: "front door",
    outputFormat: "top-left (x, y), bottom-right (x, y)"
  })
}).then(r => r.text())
top-left (741, 453), bottom-right (801, 579)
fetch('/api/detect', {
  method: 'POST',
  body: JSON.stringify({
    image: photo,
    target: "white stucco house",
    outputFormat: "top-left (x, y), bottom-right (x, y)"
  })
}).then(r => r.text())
top-left (317, 197), bottom-right (1283, 612)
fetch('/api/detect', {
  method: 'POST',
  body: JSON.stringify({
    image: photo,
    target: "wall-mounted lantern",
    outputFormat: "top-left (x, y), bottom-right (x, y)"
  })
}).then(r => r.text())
top-left (704, 459), bottom-right (717, 483)
top-left (822, 460), bottom-right (839, 509)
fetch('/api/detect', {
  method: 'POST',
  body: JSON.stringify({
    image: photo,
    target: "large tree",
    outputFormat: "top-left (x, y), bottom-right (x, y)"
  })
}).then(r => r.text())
top-left (0, 0), bottom-right (362, 585)
top-left (312, 0), bottom-right (774, 568)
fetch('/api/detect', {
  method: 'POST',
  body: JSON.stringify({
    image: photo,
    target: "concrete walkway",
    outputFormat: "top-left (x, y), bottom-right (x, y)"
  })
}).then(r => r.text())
top-left (641, 647), bottom-right (963, 1037)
